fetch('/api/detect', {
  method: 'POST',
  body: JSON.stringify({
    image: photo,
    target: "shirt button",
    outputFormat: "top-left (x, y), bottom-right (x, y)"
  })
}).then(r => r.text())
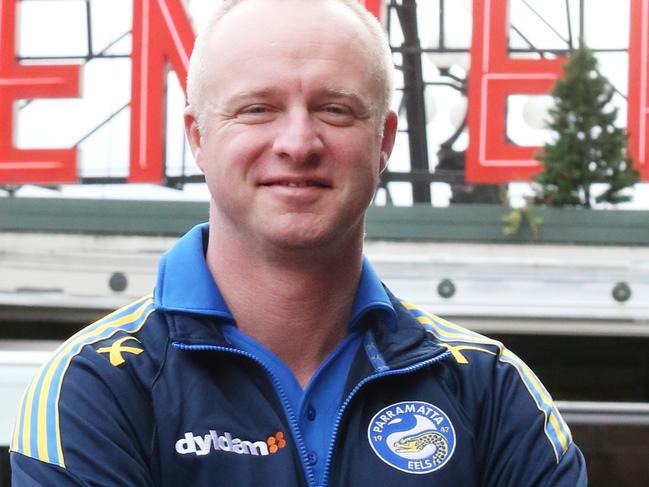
top-left (306, 450), bottom-right (318, 466)
top-left (306, 404), bottom-right (317, 421)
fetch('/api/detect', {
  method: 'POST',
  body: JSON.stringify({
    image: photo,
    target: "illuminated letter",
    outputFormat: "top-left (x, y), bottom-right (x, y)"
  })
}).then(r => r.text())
top-left (628, 0), bottom-right (649, 180)
top-left (360, 0), bottom-right (382, 18)
top-left (466, 0), bottom-right (566, 183)
top-left (129, 0), bottom-right (195, 183)
top-left (0, 0), bottom-right (80, 184)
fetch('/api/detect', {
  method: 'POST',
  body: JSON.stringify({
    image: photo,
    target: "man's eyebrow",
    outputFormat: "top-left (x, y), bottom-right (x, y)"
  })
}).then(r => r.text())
top-left (224, 89), bottom-right (279, 104)
top-left (318, 88), bottom-right (365, 102)
top-left (228, 88), bottom-right (364, 101)
top-left (220, 87), bottom-right (375, 114)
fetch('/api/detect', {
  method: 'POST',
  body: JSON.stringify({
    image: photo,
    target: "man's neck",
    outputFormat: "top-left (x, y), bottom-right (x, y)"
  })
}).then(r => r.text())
top-left (205, 223), bottom-right (364, 388)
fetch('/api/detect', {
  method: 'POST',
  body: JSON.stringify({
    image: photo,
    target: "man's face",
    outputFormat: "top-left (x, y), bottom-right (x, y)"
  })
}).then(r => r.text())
top-left (186, 0), bottom-right (397, 252)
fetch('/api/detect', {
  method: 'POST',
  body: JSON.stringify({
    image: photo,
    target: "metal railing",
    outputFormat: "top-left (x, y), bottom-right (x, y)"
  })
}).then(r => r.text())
top-left (557, 401), bottom-right (649, 426)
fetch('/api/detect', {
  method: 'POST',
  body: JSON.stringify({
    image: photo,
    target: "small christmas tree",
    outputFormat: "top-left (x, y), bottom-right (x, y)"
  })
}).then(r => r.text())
top-left (534, 43), bottom-right (639, 207)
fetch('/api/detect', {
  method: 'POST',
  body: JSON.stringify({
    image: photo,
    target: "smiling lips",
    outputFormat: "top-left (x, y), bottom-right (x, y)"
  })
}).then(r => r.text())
top-left (259, 178), bottom-right (331, 202)
top-left (284, 181), bottom-right (319, 188)
top-left (260, 178), bottom-right (331, 189)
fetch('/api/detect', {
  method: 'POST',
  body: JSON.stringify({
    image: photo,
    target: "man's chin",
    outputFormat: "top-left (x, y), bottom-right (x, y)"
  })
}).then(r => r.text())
top-left (265, 229), bottom-right (334, 252)
top-left (259, 220), bottom-right (359, 255)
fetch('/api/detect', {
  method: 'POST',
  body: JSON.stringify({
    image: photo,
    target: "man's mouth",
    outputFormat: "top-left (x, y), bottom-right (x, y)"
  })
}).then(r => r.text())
top-left (273, 181), bottom-right (327, 188)
top-left (261, 178), bottom-right (331, 189)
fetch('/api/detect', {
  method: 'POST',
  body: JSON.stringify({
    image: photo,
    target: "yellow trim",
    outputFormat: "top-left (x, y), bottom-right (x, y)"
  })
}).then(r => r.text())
top-left (502, 350), bottom-right (552, 406)
top-left (502, 350), bottom-right (570, 456)
top-left (417, 316), bottom-right (491, 344)
top-left (53, 302), bottom-right (155, 467)
top-left (549, 412), bottom-right (568, 452)
top-left (409, 304), bottom-right (494, 345)
top-left (427, 313), bottom-right (482, 337)
top-left (14, 294), bottom-right (153, 467)
top-left (11, 385), bottom-right (28, 451)
top-left (21, 372), bottom-right (39, 457)
top-left (404, 300), bottom-right (572, 461)
top-left (439, 343), bottom-right (496, 364)
top-left (499, 355), bottom-right (565, 462)
top-left (35, 297), bottom-right (154, 464)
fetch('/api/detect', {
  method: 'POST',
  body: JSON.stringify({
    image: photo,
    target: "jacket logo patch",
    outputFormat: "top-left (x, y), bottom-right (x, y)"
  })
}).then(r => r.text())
top-left (175, 430), bottom-right (286, 457)
top-left (97, 336), bottom-right (144, 366)
top-left (368, 401), bottom-right (456, 474)
top-left (267, 431), bottom-right (286, 453)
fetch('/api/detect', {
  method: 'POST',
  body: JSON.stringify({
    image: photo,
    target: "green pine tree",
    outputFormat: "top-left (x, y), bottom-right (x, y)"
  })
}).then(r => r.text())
top-left (534, 43), bottom-right (639, 207)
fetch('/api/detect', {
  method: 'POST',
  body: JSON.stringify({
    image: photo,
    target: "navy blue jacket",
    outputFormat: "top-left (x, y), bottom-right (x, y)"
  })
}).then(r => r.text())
top-left (11, 290), bottom-right (586, 486)
top-left (11, 222), bottom-right (586, 486)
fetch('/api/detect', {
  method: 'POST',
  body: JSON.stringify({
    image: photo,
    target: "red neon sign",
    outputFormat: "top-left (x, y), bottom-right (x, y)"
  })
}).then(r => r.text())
top-left (466, 0), bottom-right (648, 183)
top-left (0, 0), bottom-right (80, 184)
top-left (2, 0), bottom-right (646, 185)
top-left (628, 0), bottom-right (649, 180)
top-left (360, 0), bottom-right (382, 18)
top-left (466, 0), bottom-right (566, 183)
top-left (129, 0), bottom-right (195, 183)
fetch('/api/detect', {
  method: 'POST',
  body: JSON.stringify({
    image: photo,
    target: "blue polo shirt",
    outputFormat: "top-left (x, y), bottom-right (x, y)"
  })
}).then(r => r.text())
top-left (155, 223), bottom-right (397, 485)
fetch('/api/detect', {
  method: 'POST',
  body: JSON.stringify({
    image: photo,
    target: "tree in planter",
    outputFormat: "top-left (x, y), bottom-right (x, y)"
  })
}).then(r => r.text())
top-left (534, 43), bottom-right (639, 207)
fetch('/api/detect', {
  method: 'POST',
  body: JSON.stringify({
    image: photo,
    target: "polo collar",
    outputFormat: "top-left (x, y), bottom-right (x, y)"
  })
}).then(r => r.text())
top-left (154, 223), bottom-right (397, 331)
top-left (155, 223), bottom-right (234, 322)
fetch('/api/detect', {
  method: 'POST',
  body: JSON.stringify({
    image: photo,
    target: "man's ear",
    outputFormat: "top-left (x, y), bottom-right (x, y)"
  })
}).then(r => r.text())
top-left (379, 110), bottom-right (398, 173)
top-left (184, 106), bottom-right (204, 171)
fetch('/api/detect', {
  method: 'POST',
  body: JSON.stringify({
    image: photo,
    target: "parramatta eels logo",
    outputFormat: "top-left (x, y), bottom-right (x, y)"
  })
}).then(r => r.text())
top-left (368, 401), bottom-right (456, 474)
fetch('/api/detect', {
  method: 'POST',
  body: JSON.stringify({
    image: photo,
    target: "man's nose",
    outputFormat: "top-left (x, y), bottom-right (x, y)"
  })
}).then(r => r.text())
top-left (272, 108), bottom-right (324, 165)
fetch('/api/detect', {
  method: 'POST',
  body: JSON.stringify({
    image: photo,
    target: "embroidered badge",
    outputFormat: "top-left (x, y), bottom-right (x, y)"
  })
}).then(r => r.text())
top-left (368, 401), bottom-right (456, 474)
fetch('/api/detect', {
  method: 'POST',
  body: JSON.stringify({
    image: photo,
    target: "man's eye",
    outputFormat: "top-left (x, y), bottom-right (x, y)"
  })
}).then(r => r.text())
top-left (236, 105), bottom-right (276, 123)
top-left (319, 104), bottom-right (355, 125)
top-left (241, 105), bottom-right (269, 114)
top-left (323, 104), bottom-right (350, 115)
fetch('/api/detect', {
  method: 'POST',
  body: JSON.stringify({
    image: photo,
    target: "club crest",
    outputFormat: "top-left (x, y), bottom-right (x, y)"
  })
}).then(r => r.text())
top-left (368, 401), bottom-right (456, 474)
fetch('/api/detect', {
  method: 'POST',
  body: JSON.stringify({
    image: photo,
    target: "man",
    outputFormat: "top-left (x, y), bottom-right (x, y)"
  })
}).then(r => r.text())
top-left (11, 0), bottom-right (587, 485)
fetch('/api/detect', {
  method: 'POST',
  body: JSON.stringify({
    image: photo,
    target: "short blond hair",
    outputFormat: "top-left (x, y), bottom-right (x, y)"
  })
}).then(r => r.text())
top-left (186, 0), bottom-right (394, 129)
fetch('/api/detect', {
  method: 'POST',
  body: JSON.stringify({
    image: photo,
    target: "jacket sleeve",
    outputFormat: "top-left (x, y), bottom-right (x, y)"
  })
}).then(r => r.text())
top-left (11, 452), bottom-right (86, 487)
top-left (10, 344), bottom-right (157, 487)
top-left (476, 346), bottom-right (588, 486)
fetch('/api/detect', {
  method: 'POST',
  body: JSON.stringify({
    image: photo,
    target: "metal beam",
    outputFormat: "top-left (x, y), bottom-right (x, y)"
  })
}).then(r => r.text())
top-left (557, 401), bottom-right (649, 425)
top-left (392, 0), bottom-right (431, 203)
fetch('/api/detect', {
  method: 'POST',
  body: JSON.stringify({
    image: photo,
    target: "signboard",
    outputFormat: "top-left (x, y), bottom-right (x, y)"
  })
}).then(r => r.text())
top-left (467, 0), bottom-right (649, 182)
top-left (0, 0), bottom-right (646, 184)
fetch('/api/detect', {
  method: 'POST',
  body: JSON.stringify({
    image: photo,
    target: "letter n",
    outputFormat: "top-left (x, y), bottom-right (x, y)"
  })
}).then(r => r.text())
top-left (0, 0), bottom-right (80, 184)
top-left (627, 0), bottom-right (649, 180)
top-left (129, 0), bottom-right (195, 182)
top-left (466, 0), bottom-right (566, 182)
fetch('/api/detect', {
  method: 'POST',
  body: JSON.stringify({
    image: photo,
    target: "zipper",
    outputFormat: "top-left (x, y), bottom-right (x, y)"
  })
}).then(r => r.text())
top-left (320, 350), bottom-right (452, 487)
top-left (171, 341), bottom-right (318, 487)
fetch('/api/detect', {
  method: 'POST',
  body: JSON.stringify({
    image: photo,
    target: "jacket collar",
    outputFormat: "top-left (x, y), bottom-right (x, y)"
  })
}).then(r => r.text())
top-left (341, 290), bottom-right (449, 396)
top-left (155, 223), bottom-right (398, 342)
top-left (369, 289), bottom-right (447, 369)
